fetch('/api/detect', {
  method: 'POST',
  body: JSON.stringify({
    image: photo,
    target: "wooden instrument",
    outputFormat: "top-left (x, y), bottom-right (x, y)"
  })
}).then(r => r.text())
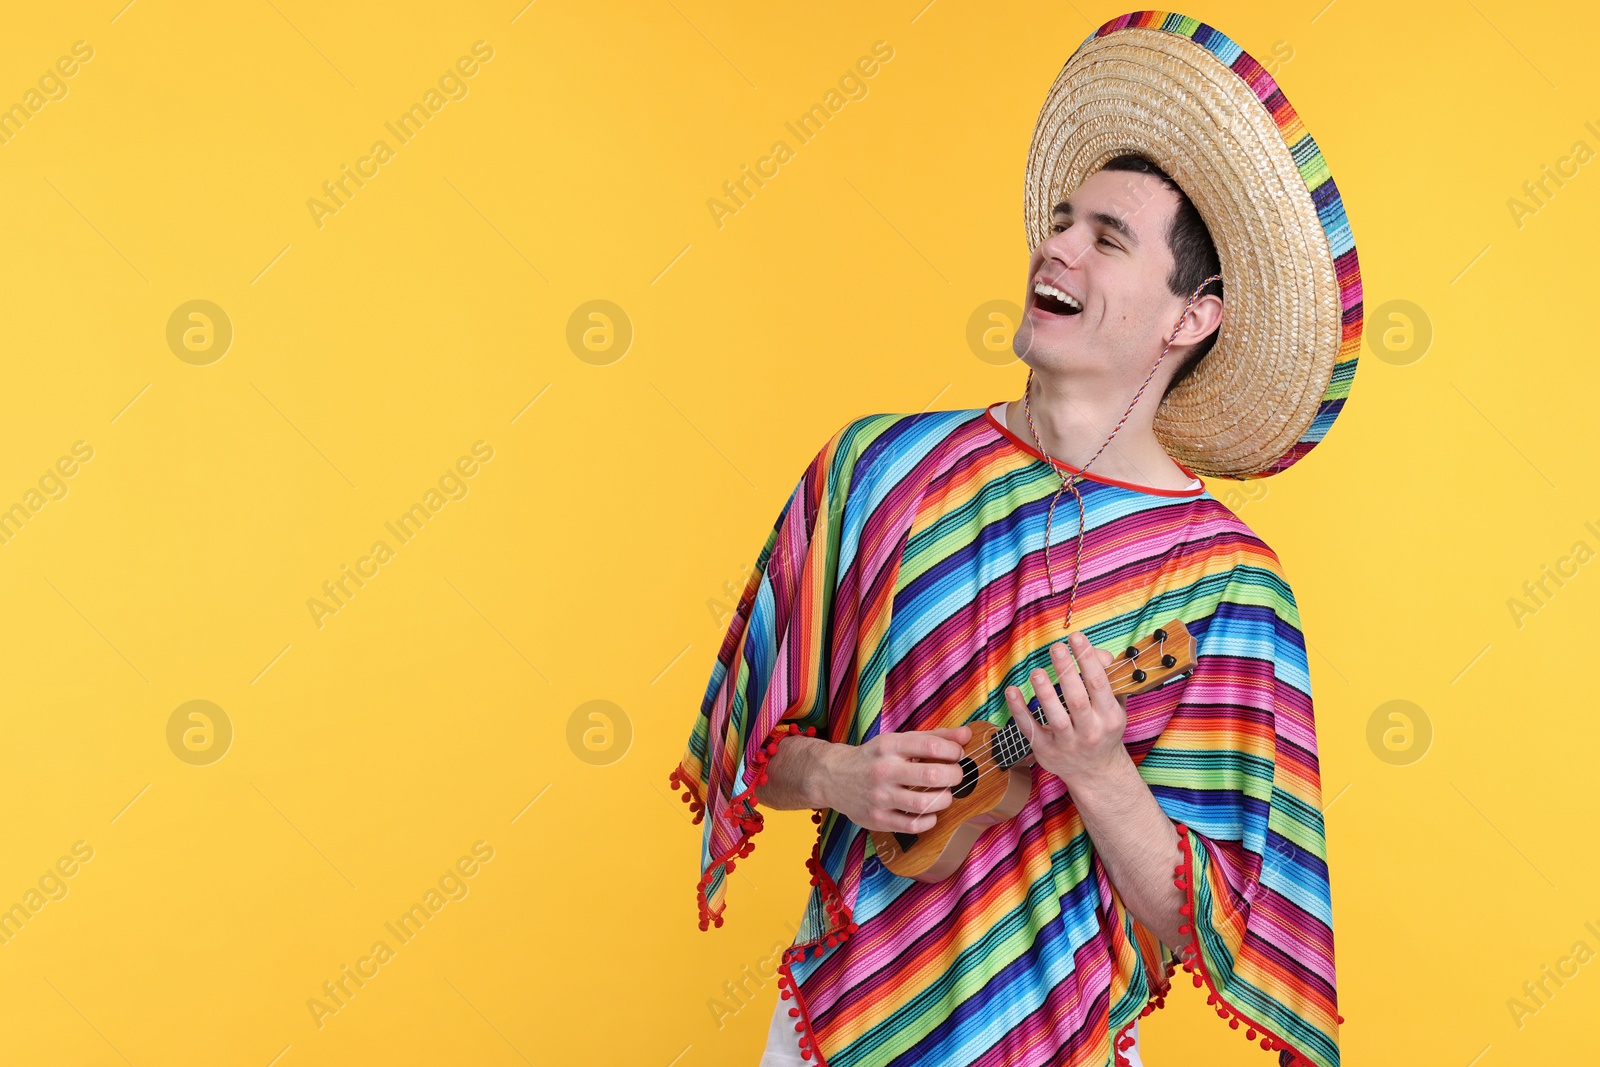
top-left (867, 620), bottom-right (1196, 882)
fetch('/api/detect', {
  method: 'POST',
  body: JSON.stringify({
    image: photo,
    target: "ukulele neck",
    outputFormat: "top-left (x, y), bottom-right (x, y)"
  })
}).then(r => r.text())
top-left (991, 701), bottom-right (1050, 770)
top-left (986, 624), bottom-right (1196, 771)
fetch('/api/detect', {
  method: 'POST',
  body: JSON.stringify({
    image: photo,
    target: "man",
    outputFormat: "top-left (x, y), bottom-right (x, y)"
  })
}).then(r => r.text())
top-left (670, 13), bottom-right (1357, 1067)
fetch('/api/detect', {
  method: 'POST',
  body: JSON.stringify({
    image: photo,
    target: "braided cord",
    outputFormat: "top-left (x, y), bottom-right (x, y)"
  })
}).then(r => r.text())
top-left (1022, 273), bottom-right (1222, 632)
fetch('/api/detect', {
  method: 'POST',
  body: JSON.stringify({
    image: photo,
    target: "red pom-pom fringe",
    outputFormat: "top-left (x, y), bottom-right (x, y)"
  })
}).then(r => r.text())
top-left (667, 764), bottom-right (707, 824)
top-left (768, 800), bottom-right (858, 1067)
top-left (1114, 948), bottom-right (1178, 1061)
top-left (1167, 821), bottom-right (1330, 1067)
top-left (683, 722), bottom-right (820, 932)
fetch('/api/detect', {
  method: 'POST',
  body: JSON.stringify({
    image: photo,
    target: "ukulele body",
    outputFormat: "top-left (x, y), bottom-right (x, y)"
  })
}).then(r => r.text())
top-left (864, 620), bottom-right (1196, 884)
top-left (867, 719), bottom-right (1034, 882)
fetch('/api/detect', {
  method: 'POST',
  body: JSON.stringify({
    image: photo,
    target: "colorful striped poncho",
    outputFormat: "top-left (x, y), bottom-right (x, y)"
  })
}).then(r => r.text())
top-left (669, 402), bottom-right (1341, 1067)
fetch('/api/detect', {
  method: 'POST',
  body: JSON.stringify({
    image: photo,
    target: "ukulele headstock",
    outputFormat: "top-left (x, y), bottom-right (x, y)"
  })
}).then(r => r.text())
top-left (1103, 619), bottom-right (1196, 695)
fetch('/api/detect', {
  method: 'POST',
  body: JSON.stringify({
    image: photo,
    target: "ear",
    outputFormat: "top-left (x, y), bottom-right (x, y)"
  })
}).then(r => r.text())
top-left (1170, 293), bottom-right (1223, 348)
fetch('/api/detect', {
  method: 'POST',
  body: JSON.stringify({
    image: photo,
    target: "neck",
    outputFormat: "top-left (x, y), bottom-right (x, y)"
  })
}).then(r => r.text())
top-left (1008, 368), bottom-right (1188, 488)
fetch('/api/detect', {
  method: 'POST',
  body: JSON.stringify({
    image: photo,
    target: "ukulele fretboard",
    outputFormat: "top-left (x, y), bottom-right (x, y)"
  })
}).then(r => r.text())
top-left (989, 632), bottom-right (1193, 770)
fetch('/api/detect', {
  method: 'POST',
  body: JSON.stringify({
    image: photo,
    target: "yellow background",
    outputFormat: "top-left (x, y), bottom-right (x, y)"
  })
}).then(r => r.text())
top-left (0, 0), bottom-right (1594, 1063)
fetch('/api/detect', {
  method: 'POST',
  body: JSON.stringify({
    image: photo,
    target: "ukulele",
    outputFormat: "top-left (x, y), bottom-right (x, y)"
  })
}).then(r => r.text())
top-left (867, 620), bottom-right (1197, 882)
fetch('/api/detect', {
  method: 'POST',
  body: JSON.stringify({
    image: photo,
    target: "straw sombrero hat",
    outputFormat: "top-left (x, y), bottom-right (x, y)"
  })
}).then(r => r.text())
top-left (1024, 11), bottom-right (1363, 480)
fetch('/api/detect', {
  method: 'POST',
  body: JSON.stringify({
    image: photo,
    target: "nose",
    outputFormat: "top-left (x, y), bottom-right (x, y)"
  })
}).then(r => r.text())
top-left (1036, 220), bottom-right (1092, 272)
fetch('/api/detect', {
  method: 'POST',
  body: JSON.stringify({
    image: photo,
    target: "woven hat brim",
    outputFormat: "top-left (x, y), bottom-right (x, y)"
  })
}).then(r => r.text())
top-left (1024, 12), bottom-right (1363, 480)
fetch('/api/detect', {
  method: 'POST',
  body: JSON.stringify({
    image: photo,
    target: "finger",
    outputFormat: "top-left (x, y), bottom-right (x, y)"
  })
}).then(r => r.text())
top-left (1006, 686), bottom-right (1037, 743)
top-left (1050, 640), bottom-right (1090, 717)
top-left (1098, 647), bottom-right (1130, 713)
top-left (893, 730), bottom-right (969, 764)
top-left (873, 807), bottom-right (940, 834)
top-left (888, 783), bottom-right (955, 816)
top-left (1030, 665), bottom-right (1072, 732)
top-left (1070, 632), bottom-right (1114, 703)
top-left (890, 757), bottom-right (965, 790)
top-left (926, 725), bottom-right (974, 745)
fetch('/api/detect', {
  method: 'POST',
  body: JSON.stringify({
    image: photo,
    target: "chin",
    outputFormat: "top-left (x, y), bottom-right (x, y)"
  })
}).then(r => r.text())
top-left (1011, 323), bottom-right (1074, 368)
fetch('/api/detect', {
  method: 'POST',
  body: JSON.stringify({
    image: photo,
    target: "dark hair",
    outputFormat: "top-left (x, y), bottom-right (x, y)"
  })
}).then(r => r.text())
top-left (1097, 154), bottom-right (1222, 392)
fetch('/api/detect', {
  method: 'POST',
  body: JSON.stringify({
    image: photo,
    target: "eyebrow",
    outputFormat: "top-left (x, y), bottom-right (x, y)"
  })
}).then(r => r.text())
top-left (1051, 200), bottom-right (1140, 247)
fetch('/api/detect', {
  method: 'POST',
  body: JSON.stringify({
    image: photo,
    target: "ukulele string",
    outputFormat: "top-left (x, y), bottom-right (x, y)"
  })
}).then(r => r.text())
top-left (873, 633), bottom-right (1184, 861)
top-left (877, 632), bottom-right (1183, 835)
top-left (875, 660), bottom-right (1139, 864)
top-left (884, 669), bottom-right (1147, 826)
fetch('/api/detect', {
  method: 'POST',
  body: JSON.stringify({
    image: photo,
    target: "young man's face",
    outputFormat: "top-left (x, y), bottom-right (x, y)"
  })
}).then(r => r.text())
top-left (1012, 166), bottom-right (1202, 386)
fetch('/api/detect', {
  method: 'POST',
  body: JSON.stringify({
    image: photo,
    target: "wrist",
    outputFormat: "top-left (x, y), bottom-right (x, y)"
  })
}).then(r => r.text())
top-left (757, 732), bottom-right (836, 811)
top-left (799, 736), bottom-right (838, 810)
top-left (1065, 748), bottom-right (1137, 801)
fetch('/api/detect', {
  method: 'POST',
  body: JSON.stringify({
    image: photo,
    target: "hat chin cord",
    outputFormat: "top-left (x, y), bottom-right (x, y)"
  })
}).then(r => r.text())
top-left (1022, 272), bottom-right (1222, 633)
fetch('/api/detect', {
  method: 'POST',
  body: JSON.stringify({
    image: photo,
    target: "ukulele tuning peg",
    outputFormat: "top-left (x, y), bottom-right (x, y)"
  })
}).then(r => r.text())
top-left (1161, 654), bottom-right (1176, 667)
top-left (1123, 646), bottom-right (1139, 659)
top-left (1153, 628), bottom-right (1168, 641)
top-left (1131, 668), bottom-right (1146, 682)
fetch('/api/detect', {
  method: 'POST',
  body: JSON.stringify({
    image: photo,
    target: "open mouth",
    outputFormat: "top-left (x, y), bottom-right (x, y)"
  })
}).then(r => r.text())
top-left (1031, 282), bottom-right (1082, 317)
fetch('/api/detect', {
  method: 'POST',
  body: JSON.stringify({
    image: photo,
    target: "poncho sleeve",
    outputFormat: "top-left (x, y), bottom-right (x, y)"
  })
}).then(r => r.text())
top-left (1141, 551), bottom-right (1342, 1067)
top-left (668, 421), bottom-right (855, 931)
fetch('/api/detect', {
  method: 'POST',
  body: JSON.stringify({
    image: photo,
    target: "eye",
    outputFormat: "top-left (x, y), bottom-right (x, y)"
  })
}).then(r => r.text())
top-left (1097, 236), bottom-right (1119, 249)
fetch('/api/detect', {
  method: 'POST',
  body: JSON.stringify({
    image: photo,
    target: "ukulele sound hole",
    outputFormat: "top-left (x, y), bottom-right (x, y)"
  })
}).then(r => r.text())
top-left (951, 756), bottom-right (980, 799)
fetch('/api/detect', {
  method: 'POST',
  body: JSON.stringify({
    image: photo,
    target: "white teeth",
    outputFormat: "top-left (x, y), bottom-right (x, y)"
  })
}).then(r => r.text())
top-left (1032, 282), bottom-right (1081, 310)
